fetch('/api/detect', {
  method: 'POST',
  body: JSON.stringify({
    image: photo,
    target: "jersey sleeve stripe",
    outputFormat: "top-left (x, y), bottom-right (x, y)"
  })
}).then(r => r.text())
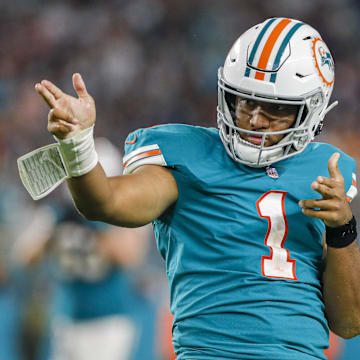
top-left (123, 144), bottom-right (160, 163)
top-left (346, 173), bottom-right (357, 202)
top-left (123, 152), bottom-right (167, 175)
top-left (123, 144), bottom-right (167, 175)
top-left (123, 149), bottom-right (162, 169)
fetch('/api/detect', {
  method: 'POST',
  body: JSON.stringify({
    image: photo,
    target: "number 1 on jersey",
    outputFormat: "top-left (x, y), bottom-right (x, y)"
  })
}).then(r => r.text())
top-left (256, 191), bottom-right (297, 280)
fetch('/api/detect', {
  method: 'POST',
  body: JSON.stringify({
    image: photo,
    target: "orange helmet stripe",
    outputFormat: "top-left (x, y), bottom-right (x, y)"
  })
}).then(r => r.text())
top-left (255, 18), bottom-right (292, 80)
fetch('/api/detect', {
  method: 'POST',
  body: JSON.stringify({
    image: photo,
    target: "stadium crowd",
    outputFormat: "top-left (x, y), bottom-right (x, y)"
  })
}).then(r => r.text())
top-left (0, 0), bottom-right (359, 359)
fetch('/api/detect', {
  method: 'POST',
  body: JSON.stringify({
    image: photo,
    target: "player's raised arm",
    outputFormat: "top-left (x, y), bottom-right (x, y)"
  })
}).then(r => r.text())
top-left (34, 74), bottom-right (178, 227)
top-left (299, 153), bottom-right (360, 338)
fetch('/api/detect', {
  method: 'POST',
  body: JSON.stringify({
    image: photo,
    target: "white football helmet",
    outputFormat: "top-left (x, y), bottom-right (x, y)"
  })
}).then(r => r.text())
top-left (217, 17), bottom-right (337, 167)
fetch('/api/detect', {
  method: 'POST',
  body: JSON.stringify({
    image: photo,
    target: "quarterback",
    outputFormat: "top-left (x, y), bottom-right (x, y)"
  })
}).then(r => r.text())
top-left (21, 17), bottom-right (360, 360)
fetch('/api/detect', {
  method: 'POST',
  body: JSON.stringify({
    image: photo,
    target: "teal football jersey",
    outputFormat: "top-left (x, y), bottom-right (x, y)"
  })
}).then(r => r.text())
top-left (124, 124), bottom-right (357, 360)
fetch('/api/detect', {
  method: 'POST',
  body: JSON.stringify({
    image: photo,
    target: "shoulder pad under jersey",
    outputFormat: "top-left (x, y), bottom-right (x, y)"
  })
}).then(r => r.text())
top-left (123, 124), bottom-right (219, 175)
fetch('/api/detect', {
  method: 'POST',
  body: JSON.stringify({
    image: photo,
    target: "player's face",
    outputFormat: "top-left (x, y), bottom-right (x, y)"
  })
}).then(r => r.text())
top-left (234, 97), bottom-right (298, 147)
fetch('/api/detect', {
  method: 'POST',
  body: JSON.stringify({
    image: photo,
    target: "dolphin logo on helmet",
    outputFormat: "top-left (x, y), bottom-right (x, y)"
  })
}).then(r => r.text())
top-left (318, 46), bottom-right (334, 71)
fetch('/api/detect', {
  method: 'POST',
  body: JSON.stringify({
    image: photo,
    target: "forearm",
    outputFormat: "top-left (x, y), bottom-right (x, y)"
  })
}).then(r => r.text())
top-left (67, 162), bottom-right (114, 221)
top-left (323, 240), bottom-right (360, 338)
top-left (67, 164), bottom-right (178, 227)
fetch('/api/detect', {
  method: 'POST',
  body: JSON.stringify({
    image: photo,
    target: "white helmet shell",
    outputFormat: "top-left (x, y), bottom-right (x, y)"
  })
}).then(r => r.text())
top-left (217, 17), bottom-right (337, 167)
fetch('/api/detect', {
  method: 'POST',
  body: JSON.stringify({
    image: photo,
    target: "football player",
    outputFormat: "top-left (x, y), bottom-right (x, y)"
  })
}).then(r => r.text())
top-left (27, 17), bottom-right (360, 360)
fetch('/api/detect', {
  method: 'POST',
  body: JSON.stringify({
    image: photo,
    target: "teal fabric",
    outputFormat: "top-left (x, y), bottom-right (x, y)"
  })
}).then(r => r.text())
top-left (0, 284), bottom-right (22, 360)
top-left (338, 337), bottom-right (360, 360)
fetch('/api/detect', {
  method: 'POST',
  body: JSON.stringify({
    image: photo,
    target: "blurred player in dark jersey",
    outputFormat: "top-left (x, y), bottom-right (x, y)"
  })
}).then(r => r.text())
top-left (17, 139), bottom-right (159, 360)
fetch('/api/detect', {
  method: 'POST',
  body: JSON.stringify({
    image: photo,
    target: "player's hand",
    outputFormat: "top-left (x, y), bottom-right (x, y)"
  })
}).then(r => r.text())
top-left (299, 152), bottom-right (353, 227)
top-left (35, 73), bottom-right (96, 139)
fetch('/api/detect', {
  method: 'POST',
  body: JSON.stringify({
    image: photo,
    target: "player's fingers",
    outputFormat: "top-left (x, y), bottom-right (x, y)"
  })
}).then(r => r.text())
top-left (72, 73), bottom-right (89, 99)
top-left (57, 119), bottom-right (76, 131)
top-left (301, 208), bottom-right (332, 221)
top-left (47, 119), bottom-right (74, 134)
top-left (315, 176), bottom-right (336, 188)
top-left (48, 108), bottom-right (79, 125)
top-left (35, 83), bottom-right (57, 108)
top-left (328, 152), bottom-right (343, 182)
top-left (301, 207), bottom-right (349, 225)
top-left (311, 181), bottom-right (334, 198)
top-left (41, 80), bottom-right (64, 100)
top-left (299, 199), bottom-right (335, 211)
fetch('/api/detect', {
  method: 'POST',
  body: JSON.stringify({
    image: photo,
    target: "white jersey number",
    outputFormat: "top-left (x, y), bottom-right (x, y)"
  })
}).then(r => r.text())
top-left (256, 191), bottom-right (297, 280)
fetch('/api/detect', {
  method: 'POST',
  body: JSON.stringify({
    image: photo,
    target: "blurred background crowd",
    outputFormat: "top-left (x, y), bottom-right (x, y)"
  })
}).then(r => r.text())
top-left (0, 0), bottom-right (359, 359)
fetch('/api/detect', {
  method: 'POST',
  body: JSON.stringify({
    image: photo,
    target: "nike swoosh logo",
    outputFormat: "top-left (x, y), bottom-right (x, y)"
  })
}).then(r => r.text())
top-left (296, 73), bottom-right (312, 78)
top-left (125, 135), bottom-right (137, 144)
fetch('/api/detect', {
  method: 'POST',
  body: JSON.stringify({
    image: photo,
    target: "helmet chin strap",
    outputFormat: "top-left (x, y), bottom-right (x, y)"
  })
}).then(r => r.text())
top-left (320, 100), bottom-right (338, 120)
top-left (310, 100), bottom-right (339, 138)
top-left (232, 133), bottom-right (284, 168)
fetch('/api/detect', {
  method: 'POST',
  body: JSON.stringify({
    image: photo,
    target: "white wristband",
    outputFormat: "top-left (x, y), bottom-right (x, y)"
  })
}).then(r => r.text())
top-left (55, 125), bottom-right (98, 177)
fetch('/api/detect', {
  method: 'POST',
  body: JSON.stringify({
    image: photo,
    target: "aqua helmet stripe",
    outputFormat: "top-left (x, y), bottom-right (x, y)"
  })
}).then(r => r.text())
top-left (244, 18), bottom-right (277, 77)
top-left (270, 22), bottom-right (304, 83)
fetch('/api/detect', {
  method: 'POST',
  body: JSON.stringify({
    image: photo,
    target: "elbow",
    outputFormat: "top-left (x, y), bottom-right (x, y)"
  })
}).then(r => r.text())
top-left (73, 203), bottom-right (104, 222)
top-left (329, 319), bottom-right (360, 339)
top-left (82, 212), bottom-right (102, 222)
top-left (326, 297), bottom-right (360, 339)
top-left (75, 201), bottom-right (120, 225)
top-left (332, 328), bottom-right (360, 339)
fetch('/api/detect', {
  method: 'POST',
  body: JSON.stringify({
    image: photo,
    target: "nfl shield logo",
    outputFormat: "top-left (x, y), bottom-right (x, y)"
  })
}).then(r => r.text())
top-left (266, 166), bottom-right (279, 179)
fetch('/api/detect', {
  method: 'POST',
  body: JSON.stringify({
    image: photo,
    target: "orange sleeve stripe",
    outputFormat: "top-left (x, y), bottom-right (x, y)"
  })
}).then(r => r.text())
top-left (352, 179), bottom-right (357, 187)
top-left (347, 196), bottom-right (352, 203)
top-left (123, 149), bottom-right (162, 169)
top-left (255, 18), bottom-right (291, 80)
